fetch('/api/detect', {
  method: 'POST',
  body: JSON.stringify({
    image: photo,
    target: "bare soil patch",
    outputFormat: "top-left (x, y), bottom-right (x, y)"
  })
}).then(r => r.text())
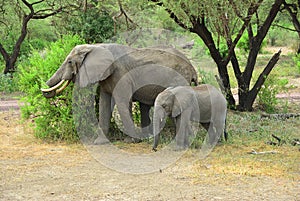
top-left (0, 94), bottom-right (299, 200)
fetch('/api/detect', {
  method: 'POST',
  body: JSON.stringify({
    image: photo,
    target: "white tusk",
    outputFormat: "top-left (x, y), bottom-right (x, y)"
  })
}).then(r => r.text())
top-left (55, 80), bottom-right (71, 94)
top-left (41, 80), bottom-right (65, 92)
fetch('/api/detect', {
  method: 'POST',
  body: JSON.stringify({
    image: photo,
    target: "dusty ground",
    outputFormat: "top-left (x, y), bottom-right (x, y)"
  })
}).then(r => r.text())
top-left (0, 95), bottom-right (299, 200)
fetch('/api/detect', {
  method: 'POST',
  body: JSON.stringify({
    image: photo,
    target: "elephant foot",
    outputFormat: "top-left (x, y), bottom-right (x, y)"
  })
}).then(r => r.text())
top-left (123, 136), bottom-right (142, 143)
top-left (152, 147), bottom-right (158, 152)
top-left (94, 136), bottom-right (110, 145)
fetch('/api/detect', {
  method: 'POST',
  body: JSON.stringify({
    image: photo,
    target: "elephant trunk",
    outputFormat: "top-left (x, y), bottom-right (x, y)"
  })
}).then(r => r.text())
top-left (46, 66), bottom-right (64, 87)
top-left (41, 66), bottom-right (71, 98)
top-left (152, 106), bottom-right (165, 151)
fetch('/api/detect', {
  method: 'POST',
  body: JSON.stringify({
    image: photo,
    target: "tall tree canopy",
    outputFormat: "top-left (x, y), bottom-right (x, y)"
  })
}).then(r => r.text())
top-left (150, 0), bottom-right (285, 111)
top-left (0, 0), bottom-right (70, 74)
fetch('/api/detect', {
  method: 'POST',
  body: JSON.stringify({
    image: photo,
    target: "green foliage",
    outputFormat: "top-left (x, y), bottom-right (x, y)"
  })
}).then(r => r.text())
top-left (198, 68), bottom-right (216, 85)
top-left (18, 35), bottom-right (85, 142)
top-left (0, 73), bottom-right (19, 92)
top-left (293, 54), bottom-right (300, 73)
top-left (237, 32), bottom-right (266, 54)
top-left (257, 74), bottom-right (288, 113)
top-left (67, 8), bottom-right (114, 43)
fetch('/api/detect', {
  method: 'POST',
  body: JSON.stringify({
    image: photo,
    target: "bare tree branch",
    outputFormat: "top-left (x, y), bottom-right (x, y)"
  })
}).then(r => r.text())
top-left (272, 23), bottom-right (299, 32)
top-left (249, 49), bottom-right (282, 102)
top-left (113, 0), bottom-right (138, 32)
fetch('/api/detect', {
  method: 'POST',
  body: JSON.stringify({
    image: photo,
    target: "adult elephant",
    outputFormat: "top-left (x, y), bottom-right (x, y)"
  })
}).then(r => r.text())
top-left (41, 44), bottom-right (198, 143)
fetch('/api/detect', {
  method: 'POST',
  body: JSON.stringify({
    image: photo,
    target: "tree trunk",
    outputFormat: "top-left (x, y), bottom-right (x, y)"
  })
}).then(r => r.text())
top-left (2, 11), bottom-right (33, 74)
top-left (217, 62), bottom-right (236, 109)
top-left (237, 50), bottom-right (282, 111)
top-left (283, 0), bottom-right (300, 53)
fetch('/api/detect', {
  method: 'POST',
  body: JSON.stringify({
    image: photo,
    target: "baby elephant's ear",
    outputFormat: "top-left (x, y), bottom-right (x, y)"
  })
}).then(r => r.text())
top-left (171, 93), bottom-right (182, 117)
top-left (78, 45), bottom-right (115, 87)
top-left (172, 104), bottom-right (181, 117)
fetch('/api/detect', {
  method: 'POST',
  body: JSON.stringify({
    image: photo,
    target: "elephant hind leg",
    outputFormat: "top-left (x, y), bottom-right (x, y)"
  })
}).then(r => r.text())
top-left (140, 103), bottom-right (152, 137)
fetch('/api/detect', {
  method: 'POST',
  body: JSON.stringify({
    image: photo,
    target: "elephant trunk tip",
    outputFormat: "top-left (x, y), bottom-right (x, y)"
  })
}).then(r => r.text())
top-left (152, 147), bottom-right (158, 152)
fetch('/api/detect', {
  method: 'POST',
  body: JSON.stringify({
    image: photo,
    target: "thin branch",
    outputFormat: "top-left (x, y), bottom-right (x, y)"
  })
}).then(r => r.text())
top-left (150, 0), bottom-right (190, 31)
top-left (248, 149), bottom-right (278, 154)
top-left (256, 0), bottom-right (284, 43)
top-left (223, 0), bottom-right (263, 66)
top-left (0, 43), bottom-right (10, 61)
top-left (261, 113), bottom-right (300, 119)
top-left (228, 0), bottom-right (243, 19)
top-left (249, 49), bottom-right (281, 99)
top-left (32, 7), bottom-right (63, 19)
top-left (272, 23), bottom-right (299, 32)
top-left (0, 20), bottom-right (7, 26)
top-left (113, 0), bottom-right (137, 31)
top-left (31, 0), bottom-right (44, 6)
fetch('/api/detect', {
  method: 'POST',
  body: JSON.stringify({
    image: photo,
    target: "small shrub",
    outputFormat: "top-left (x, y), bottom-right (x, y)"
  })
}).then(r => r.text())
top-left (0, 73), bottom-right (19, 92)
top-left (18, 35), bottom-right (85, 142)
top-left (257, 74), bottom-right (288, 113)
top-left (293, 53), bottom-right (300, 74)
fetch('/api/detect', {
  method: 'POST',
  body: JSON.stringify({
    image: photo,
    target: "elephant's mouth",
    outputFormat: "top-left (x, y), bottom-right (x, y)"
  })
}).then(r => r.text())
top-left (41, 79), bottom-right (71, 98)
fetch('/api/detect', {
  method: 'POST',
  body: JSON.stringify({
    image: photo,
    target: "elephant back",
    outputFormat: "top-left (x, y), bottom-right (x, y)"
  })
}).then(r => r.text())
top-left (129, 47), bottom-right (198, 105)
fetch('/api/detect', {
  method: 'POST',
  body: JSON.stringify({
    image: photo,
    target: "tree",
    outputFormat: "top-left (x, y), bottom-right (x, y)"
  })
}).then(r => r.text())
top-left (66, 1), bottom-right (115, 43)
top-left (282, 0), bottom-right (300, 53)
top-left (0, 0), bottom-right (69, 74)
top-left (151, 0), bottom-right (284, 111)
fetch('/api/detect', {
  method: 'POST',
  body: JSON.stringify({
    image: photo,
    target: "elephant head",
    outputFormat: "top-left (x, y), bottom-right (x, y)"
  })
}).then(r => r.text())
top-left (41, 44), bottom-right (115, 98)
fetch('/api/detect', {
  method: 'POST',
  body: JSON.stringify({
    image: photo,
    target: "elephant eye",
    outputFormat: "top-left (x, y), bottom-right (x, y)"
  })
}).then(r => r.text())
top-left (162, 103), bottom-right (167, 108)
top-left (68, 60), bottom-right (72, 64)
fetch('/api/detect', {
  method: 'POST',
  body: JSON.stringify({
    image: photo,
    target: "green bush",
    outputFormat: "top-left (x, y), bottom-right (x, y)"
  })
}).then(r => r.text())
top-left (293, 53), bottom-right (300, 74)
top-left (67, 8), bottom-right (114, 43)
top-left (257, 74), bottom-right (288, 113)
top-left (0, 73), bottom-right (19, 92)
top-left (18, 35), bottom-right (85, 142)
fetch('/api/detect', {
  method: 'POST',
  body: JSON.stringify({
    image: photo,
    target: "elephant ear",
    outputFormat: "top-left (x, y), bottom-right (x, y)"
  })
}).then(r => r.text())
top-left (171, 87), bottom-right (195, 118)
top-left (171, 89), bottom-right (183, 118)
top-left (171, 100), bottom-right (181, 118)
top-left (77, 46), bottom-right (115, 87)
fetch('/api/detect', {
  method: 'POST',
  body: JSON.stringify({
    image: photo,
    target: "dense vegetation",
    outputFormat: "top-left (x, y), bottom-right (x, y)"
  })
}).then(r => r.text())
top-left (0, 0), bottom-right (299, 141)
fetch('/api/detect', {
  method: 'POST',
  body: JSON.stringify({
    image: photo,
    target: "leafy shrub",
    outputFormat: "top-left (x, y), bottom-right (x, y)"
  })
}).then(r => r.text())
top-left (257, 74), bottom-right (288, 113)
top-left (237, 32), bottom-right (266, 54)
top-left (0, 73), bottom-right (19, 92)
top-left (293, 53), bottom-right (300, 74)
top-left (18, 35), bottom-right (85, 142)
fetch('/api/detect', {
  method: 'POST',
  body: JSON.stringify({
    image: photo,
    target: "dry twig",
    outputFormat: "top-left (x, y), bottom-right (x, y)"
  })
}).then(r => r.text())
top-left (248, 149), bottom-right (278, 155)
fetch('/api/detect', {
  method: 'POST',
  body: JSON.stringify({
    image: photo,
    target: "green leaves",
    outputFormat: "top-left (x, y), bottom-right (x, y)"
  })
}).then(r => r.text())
top-left (67, 9), bottom-right (114, 43)
top-left (18, 35), bottom-right (84, 142)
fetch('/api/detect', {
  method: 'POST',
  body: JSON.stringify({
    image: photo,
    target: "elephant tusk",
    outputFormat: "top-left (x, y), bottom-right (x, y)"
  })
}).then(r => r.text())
top-left (55, 80), bottom-right (71, 94)
top-left (41, 80), bottom-right (65, 92)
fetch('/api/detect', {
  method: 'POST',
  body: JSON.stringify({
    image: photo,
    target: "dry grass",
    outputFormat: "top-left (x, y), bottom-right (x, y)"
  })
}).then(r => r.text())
top-left (0, 111), bottom-right (88, 165)
top-left (187, 106), bottom-right (300, 183)
top-left (189, 143), bottom-right (299, 182)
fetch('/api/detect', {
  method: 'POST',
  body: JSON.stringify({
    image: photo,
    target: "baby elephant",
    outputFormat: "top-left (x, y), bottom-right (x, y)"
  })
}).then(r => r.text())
top-left (152, 84), bottom-right (227, 151)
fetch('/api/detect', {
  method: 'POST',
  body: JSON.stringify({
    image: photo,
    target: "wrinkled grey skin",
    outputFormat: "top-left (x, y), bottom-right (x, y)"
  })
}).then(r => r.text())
top-left (42, 44), bottom-right (198, 143)
top-left (153, 84), bottom-right (227, 150)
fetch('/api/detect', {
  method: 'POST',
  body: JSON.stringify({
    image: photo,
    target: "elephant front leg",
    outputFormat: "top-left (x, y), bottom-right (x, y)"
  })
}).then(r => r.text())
top-left (94, 91), bottom-right (113, 145)
top-left (175, 115), bottom-right (187, 150)
top-left (175, 109), bottom-right (192, 150)
top-left (117, 101), bottom-right (141, 142)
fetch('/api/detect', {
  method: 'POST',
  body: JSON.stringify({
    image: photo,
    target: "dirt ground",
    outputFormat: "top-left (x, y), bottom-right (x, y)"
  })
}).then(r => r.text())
top-left (0, 95), bottom-right (299, 200)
